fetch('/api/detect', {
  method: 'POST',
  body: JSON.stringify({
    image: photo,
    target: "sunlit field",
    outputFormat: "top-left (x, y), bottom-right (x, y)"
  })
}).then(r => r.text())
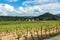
top-left (0, 21), bottom-right (60, 40)
top-left (0, 21), bottom-right (60, 32)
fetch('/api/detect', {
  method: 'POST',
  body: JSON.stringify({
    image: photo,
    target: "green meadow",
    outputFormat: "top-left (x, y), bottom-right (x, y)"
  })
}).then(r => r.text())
top-left (0, 21), bottom-right (60, 32)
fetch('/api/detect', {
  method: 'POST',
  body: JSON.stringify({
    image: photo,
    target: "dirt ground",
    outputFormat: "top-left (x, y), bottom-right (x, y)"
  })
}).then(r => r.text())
top-left (0, 29), bottom-right (60, 40)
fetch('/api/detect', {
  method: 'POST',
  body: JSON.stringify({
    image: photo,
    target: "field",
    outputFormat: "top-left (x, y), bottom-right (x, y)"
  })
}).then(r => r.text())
top-left (0, 21), bottom-right (60, 40)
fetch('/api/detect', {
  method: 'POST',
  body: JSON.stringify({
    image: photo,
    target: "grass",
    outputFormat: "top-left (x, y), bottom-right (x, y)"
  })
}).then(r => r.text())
top-left (0, 21), bottom-right (60, 40)
top-left (0, 21), bottom-right (60, 32)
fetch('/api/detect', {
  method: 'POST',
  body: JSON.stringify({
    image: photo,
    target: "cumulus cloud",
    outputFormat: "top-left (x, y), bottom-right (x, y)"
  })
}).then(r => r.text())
top-left (39, 3), bottom-right (60, 14)
top-left (23, 0), bottom-right (58, 6)
top-left (19, 3), bottom-right (60, 15)
top-left (0, 3), bottom-right (43, 16)
top-left (18, 6), bottom-right (43, 16)
top-left (21, 0), bottom-right (60, 15)
top-left (0, 4), bottom-right (16, 16)
top-left (0, 1), bottom-right (60, 16)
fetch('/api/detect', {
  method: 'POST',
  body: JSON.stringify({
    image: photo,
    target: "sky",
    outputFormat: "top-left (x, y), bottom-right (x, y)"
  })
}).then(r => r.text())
top-left (0, 0), bottom-right (60, 16)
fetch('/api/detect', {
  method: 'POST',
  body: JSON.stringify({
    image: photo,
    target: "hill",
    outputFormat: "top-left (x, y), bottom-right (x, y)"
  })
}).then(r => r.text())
top-left (36, 12), bottom-right (60, 20)
top-left (55, 14), bottom-right (60, 17)
top-left (0, 12), bottom-right (60, 21)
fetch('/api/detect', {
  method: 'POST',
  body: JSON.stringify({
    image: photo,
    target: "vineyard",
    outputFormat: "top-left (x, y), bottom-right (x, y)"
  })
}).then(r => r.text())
top-left (0, 21), bottom-right (60, 40)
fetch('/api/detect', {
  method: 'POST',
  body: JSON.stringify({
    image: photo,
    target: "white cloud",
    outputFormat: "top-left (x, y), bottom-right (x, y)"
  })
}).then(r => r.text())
top-left (19, 3), bottom-right (60, 15)
top-left (0, 4), bottom-right (41, 16)
top-left (0, 3), bottom-right (60, 16)
top-left (18, 6), bottom-right (43, 16)
top-left (23, 0), bottom-right (58, 6)
top-left (22, 0), bottom-right (60, 15)
top-left (0, 4), bottom-right (16, 16)
top-left (6, 0), bottom-right (18, 2)
top-left (4, 4), bottom-right (15, 11)
top-left (39, 3), bottom-right (60, 14)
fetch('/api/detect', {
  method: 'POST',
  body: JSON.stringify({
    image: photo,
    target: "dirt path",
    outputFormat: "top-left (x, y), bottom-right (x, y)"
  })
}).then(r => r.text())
top-left (44, 35), bottom-right (60, 40)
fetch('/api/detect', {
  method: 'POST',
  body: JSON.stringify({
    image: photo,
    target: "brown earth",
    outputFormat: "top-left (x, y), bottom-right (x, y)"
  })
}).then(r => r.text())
top-left (0, 29), bottom-right (60, 40)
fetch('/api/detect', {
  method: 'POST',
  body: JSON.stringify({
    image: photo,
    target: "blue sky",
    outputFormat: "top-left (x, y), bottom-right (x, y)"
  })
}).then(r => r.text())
top-left (0, 0), bottom-right (26, 8)
top-left (0, 0), bottom-right (60, 16)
